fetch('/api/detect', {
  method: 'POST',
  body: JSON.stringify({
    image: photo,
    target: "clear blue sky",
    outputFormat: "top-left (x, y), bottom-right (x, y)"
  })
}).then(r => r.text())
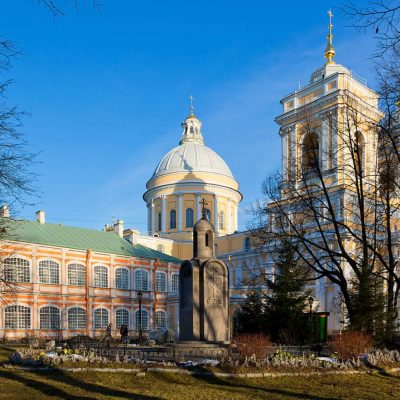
top-left (0, 0), bottom-right (377, 233)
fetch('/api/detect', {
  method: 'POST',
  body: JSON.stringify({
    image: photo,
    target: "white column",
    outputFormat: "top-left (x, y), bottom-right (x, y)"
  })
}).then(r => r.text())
top-left (282, 133), bottom-right (288, 179)
top-left (196, 192), bottom-right (201, 222)
top-left (161, 195), bottom-right (167, 232)
top-left (177, 192), bottom-right (183, 231)
top-left (233, 203), bottom-right (238, 232)
top-left (290, 126), bottom-right (297, 181)
top-left (227, 199), bottom-right (232, 233)
top-left (151, 200), bottom-right (155, 235)
top-left (321, 118), bottom-right (329, 171)
top-left (147, 203), bottom-right (151, 235)
top-left (213, 194), bottom-right (219, 234)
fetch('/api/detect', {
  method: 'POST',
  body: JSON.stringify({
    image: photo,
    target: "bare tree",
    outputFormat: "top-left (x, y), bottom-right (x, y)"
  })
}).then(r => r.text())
top-left (253, 91), bottom-right (399, 339)
top-left (342, 1), bottom-right (400, 56)
top-left (35, 0), bottom-right (100, 16)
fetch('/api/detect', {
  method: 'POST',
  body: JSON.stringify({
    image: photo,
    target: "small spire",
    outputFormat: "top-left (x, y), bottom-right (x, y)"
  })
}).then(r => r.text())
top-left (189, 94), bottom-right (194, 116)
top-left (324, 9), bottom-right (336, 64)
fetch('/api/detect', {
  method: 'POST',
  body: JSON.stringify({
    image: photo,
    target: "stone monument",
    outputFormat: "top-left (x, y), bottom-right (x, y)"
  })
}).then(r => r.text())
top-left (179, 199), bottom-right (230, 344)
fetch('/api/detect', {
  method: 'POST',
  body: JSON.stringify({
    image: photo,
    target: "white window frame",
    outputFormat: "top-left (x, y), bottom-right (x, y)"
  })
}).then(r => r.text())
top-left (115, 308), bottom-right (129, 328)
top-left (93, 265), bottom-right (108, 288)
top-left (68, 263), bottom-right (86, 286)
top-left (4, 257), bottom-right (31, 283)
top-left (4, 305), bottom-right (31, 329)
top-left (134, 269), bottom-right (149, 291)
top-left (40, 305), bottom-right (60, 330)
top-left (115, 267), bottom-right (129, 289)
top-left (171, 273), bottom-right (179, 293)
top-left (155, 310), bottom-right (167, 330)
top-left (94, 308), bottom-right (109, 329)
top-left (39, 259), bottom-right (60, 284)
top-left (135, 309), bottom-right (149, 330)
top-left (68, 307), bottom-right (86, 330)
top-left (155, 271), bottom-right (167, 292)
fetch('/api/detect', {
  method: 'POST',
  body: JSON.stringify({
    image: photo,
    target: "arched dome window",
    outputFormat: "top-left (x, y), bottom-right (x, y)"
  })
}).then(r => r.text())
top-left (186, 208), bottom-right (194, 228)
top-left (170, 209), bottom-right (176, 229)
top-left (302, 132), bottom-right (319, 174)
top-left (218, 211), bottom-right (225, 230)
top-left (354, 131), bottom-right (365, 177)
top-left (158, 212), bottom-right (162, 231)
top-left (244, 237), bottom-right (251, 252)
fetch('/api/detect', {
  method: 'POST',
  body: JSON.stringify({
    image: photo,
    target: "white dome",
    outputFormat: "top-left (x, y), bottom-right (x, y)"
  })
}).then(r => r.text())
top-left (152, 142), bottom-right (234, 179)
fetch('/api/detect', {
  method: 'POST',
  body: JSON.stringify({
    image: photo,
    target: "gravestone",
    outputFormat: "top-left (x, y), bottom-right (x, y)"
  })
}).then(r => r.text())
top-left (179, 199), bottom-right (230, 343)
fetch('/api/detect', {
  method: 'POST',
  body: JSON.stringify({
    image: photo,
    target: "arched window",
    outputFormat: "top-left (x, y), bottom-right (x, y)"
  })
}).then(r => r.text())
top-left (171, 273), bottom-right (179, 293)
top-left (135, 309), bottom-right (149, 330)
top-left (39, 260), bottom-right (59, 284)
top-left (205, 208), bottom-right (211, 221)
top-left (94, 308), bottom-right (109, 329)
top-left (68, 307), bottom-right (86, 330)
top-left (4, 305), bottom-right (31, 329)
top-left (4, 258), bottom-right (30, 283)
top-left (116, 308), bottom-right (129, 328)
top-left (186, 208), bottom-right (194, 228)
top-left (158, 212), bottom-right (162, 231)
top-left (156, 271), bottom-right (166, 292)
top-left (155, 310), bottom-right (167, 330)
top-left (157, 244), bottom-right (165, 253)
top-left (170, 209), bottom-right (176, 229)
top-left (302, 132), bottom-right (319, 174)
top-left (134, 269), bottom-right (149, 291)
top-left (244, 237), bottom-right (251, 252)
top-left (218, 211), bottom-right (225, 230)
top-left (94, 265), bottom-right (108, 288)
top-left (354, 131), bottom-right (365, 177)
top-left (40, 306), bottom-right (60, 329)
top-left (115, 267), bottom-right (129, 289)
top-left (68, 264), bottom-right (86, 286)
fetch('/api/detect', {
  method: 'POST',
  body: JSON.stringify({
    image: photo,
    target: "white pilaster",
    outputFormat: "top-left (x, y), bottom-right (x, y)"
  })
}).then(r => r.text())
top-left (151, 200), bottom-right (155, 234)
top-left (177, 192), bottom-right (183, 231)
top-left (161, 195), bottom-right (167, 232)
top-left (227, 199), bottom-right (232, 233)
top-left (196, 192), bottom-right (201, 222)
top-left (147, 202), bottom-right (151, 235)
top-left (213, 194), bottom-right (219, 234)
top-left (282, 133), bottom-right (288, 179)
top-left (321, 118), bottom-right (329, 171)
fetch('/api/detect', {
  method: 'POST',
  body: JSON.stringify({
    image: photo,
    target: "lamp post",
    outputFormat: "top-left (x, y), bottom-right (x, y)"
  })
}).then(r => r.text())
top-left (308, 296), bottom-right (314, 347)
top-left (137, 290), bottom-right (143, 345)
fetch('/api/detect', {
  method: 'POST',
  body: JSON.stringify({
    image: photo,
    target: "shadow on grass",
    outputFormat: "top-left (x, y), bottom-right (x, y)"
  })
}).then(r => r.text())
top-left (0, 369), bottom-right (162, 400)
top-left (152, 369), bottom-right (341, 400)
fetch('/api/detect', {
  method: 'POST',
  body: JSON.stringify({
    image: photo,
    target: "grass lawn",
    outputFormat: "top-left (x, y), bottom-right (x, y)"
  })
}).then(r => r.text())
top-left (0, 347), bottom-right (399, 400)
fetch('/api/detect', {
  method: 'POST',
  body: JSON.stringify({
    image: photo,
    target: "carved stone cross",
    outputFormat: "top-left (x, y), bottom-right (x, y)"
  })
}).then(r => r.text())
top-left (199, 198), bottom-right (208, 218)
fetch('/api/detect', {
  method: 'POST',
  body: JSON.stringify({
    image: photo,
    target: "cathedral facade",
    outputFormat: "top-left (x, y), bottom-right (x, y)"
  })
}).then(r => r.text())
top-left (0, 15), bottom-right (393, 340)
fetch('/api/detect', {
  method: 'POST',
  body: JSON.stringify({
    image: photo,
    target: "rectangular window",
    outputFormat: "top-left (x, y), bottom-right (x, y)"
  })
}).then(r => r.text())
top-left (94, 266), bottom-right (108, 288)
top-left (171, 274), bottom-right (179, 293)
top-left (156, 272), bottom-right (166, 292)
top-left (68, 264), bottom-right (86, 286)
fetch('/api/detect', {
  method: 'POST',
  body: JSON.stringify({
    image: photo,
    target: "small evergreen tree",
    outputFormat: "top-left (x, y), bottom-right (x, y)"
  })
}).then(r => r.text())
top-left (264, 238), bottom-right (312, 343)
top-left (236, 287), bottom-right (264, 334)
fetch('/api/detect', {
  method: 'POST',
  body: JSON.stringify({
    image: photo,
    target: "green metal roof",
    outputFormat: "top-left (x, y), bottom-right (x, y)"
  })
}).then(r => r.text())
top-left (2, 218), bottom-right (180, 263)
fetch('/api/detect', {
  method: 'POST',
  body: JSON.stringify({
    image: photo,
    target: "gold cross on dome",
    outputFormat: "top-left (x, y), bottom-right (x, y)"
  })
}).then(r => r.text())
top-left (189, 94), bottom-right (194, 115)
top-left (199, 198), bottom-right (208, 218)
